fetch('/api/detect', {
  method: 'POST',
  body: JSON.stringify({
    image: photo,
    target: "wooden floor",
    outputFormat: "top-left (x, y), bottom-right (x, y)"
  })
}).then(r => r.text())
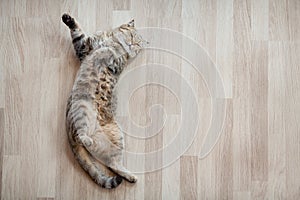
top-left (1, 0), bottom-right (300, 199)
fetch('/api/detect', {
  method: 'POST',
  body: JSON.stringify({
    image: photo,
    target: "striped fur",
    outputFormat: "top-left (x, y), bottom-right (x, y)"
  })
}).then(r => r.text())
top-left (62, 13), bottom-right (146, 189)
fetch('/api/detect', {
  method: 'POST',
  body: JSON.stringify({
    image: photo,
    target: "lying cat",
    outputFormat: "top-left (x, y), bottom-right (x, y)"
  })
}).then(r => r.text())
top-left (62, 13), bottom-right (146, 189)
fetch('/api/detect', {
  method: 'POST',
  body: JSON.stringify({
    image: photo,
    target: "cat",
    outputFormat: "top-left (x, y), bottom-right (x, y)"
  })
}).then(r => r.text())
top-left (62, 13), bottom-right (146, 189)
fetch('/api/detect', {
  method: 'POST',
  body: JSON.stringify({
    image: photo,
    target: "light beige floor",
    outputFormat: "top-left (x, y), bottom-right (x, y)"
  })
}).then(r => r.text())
top-left (1, 0), bottom-right (300, 199)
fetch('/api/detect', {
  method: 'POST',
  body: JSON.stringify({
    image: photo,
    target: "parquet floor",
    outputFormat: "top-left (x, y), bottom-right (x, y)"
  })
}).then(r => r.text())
top-left (1, 0), bottom-right (300, 199)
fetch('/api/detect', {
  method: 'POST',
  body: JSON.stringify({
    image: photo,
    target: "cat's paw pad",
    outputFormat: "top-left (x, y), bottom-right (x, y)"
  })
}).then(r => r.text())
top-left (62, 13), bottom-right (75, 28)
top-left (62, 13), bottom-right (72, 23)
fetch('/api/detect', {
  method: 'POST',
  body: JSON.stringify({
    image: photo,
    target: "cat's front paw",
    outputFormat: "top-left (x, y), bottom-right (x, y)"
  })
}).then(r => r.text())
top-left (83, 137), bottom-right (93, 147)
top-left (62, 13), bottom-right (76, 29)
top-left (127, 175), bottom-right (138, 183)
top-left (77, 135), bottom-right (93, 147)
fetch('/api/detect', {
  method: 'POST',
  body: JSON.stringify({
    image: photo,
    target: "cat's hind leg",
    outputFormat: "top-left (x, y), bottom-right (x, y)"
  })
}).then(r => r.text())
top-left (62, 13), bottom-right (92, 61)
top-left (84, 131), bottom-right (138, 183)
top-left (108, 162), bottom-right (138, 183)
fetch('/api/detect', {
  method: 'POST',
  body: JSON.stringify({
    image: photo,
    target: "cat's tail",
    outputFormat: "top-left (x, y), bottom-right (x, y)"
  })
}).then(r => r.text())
top-left (70, 144), bottom-right (123, 189)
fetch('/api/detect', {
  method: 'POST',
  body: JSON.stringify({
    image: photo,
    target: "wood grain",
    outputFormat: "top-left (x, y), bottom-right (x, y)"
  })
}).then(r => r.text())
top-left (180, 156), bottom-right (198, 200)
top-left (0, 109), bottom-right (4, 200)
top-left (250, 41), bottom-right (268, 182)
top-left (268, 41), bottom-right (287, 199)
top-left (1, 0), bottom-right (300, 199)
top-left (232, 0), bottom-right (251, 193)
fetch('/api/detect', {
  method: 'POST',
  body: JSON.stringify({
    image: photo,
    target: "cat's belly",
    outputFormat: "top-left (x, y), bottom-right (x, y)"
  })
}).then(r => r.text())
top-left (94, 68), bottom-right (117, 126)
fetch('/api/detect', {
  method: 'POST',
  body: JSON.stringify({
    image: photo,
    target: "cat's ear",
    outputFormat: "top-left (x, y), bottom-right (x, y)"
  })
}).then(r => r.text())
top-left (127, 19), bottom-right (135, 27)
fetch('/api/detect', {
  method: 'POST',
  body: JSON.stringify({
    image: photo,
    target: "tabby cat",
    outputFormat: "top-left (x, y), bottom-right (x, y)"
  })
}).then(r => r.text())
top-left (62, 13), bottom-right (146, 189)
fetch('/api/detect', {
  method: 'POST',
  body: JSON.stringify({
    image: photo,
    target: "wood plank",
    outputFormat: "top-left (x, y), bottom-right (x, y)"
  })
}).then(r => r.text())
top-left (182, 0), bottom-right (217, 61)
top-left (3, 18), bottom-right (24, 155)
top-left (214, 99), bottom-right (233, 199)
top-left (162, 116), bottom-right (180, 200)
top-left (144, 85), bottom-right (163, 200)
top-left (250, 41), bottom-right (268, 182)
top-left (251, 0), bottom-right (269, 40)
top-left (282, 43), bottom-right (300, 200)
top-left (0, 18), bottom-right (5, 108)
top-left (0, 109), bottom-right (4, 200)
top-left (232, 0), bottom-right (251, 192)
top-left (37, 58), bottom-right (60, 198)
top-left (267, 41), bottom-right (287, 199)
top-left (55, 55), bottom-right (78, 200)
top-left (180, 156), bottom-right (198, 199)
top-left (1, 155), bottom-right (20, 199)
top-left (113, 0), bottom-right (131, 10)
top-left (216, 0), bottom-right (233, 97)
top-left (233, 191), bottom-right (251, 200)
top-left (269, 0), bottom-right (300, 41)
top-left (0, 0), bottom-right (26, 17)
top-left (19, 18), bottom-right (43, 199)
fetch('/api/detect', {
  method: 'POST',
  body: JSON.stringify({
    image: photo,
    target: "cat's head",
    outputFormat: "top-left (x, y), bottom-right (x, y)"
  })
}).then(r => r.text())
top-left (116, 19), bottom-right (148, 58)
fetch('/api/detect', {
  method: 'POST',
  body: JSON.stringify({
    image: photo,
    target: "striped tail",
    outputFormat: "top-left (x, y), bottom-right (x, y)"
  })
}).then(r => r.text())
top-left (70, 143), bottom-right (123, 189)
